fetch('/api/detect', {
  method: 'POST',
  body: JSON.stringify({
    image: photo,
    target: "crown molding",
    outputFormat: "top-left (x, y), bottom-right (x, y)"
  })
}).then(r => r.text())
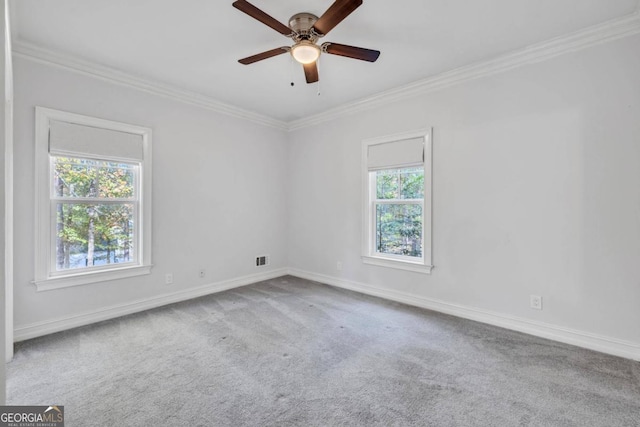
top-left (288, 10), bottom-right (640, 131)
top-left (12, 40), bottom-right (289, 131)
top-left (10, 9), bottom-right (640, 133)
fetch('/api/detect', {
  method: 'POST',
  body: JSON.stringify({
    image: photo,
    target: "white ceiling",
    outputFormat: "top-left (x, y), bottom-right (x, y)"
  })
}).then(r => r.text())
top-left (11, 0), bottom-right (640, 123)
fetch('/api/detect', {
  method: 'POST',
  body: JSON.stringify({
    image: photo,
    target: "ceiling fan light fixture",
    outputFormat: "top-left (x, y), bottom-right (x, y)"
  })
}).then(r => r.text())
top-left (291, 41), bottom-right (321, 64)
top-left (234, 0), bottom-right (380, 83)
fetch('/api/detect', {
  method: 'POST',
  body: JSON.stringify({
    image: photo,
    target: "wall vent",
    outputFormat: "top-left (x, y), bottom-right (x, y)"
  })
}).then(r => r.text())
top-left (255, 255), bottom-right (270, 267)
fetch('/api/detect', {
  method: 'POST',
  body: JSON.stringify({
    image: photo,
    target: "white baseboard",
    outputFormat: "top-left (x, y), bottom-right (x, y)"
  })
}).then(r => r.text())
top-left (13, 268), bottom-right (288, 342)
top-left (15, 266), bottom-right (640, 362)
top-left (288, 268), bottom-right (640, 362)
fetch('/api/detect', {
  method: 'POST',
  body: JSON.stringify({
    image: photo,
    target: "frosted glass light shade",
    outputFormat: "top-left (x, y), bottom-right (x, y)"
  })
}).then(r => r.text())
top-left (291, 41), bottom-right (320, 64)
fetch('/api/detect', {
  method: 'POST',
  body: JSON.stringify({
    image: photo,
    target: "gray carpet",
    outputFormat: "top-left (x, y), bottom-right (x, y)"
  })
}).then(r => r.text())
top-left (7, 276), bottom-right (640, 426)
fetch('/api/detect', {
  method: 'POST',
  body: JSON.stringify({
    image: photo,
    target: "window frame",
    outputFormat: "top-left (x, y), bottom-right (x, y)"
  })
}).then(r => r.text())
top-left (362, 129), bottom-right (433, 274)
top-left (34, 107), bottom-right (152, 291)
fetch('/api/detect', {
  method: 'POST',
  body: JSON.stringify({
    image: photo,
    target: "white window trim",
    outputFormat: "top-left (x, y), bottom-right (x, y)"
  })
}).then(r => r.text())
top-left (34, 107), bottom-right (152, 291)
top-left (361, 128), bottom-right (433, 274)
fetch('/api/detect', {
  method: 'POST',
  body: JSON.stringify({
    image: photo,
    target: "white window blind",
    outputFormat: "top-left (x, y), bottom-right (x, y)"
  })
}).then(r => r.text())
top-left (367, 137), bottom-right (424, 171)
top-left (49, 120), bottom-right (144, 162)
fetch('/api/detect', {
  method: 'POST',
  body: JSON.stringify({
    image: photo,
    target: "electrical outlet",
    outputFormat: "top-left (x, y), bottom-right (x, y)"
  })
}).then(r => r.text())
top-left (337, 261), bottom-right (343, 271)
top-left (530, 295), bottom-right (542, 310)
top-left (165, 273), bottom-right (173, 285)
top-left (199, 269), bottom-right (206, 278)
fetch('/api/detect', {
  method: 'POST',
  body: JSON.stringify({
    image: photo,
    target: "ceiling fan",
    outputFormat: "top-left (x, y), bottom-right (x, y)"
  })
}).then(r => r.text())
top-left (232, 0), bottom-right (380, 84)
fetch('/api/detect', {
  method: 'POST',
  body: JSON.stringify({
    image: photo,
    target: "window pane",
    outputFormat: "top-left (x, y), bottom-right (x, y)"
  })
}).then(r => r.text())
top-left (97, 163), bottom-right (135, 198)
top-left (55, 202), bottom-right (135, 271)
top-left (53, 157), bottom-right (135, 199)
top-left (376, 167), bottom-right (424, 199)
top-left (376, 203), bottom-right (423, 257)
top-left (53, 157), bottom-right (97, 197)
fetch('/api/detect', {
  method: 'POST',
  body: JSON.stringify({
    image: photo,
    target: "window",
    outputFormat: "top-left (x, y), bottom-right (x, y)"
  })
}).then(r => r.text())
top-left (52, 157), bottom-right (136, 271)
top-left (34, 107), bottom-right (152, 291)
top-left (374, 167), bottom-right (424, 257)
top-left (362, 129), bottom-right (433, 273)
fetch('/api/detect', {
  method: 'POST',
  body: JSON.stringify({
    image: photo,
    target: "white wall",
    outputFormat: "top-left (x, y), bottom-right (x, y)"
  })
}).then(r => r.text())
top-left (12, 57), bottom-right (288, 333)
top-left (287, 34), bottom-right (640, 352)
top-left (0, 0), bottom-right (7, 405)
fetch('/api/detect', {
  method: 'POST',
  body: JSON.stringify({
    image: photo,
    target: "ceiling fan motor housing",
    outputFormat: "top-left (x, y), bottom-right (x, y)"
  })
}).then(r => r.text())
top-left (289, 13), bottom-right (319, 41)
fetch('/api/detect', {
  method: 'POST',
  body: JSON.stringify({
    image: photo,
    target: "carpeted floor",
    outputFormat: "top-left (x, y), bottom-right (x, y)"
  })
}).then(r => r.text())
top-left (7, 276), bottom-right (640, 426)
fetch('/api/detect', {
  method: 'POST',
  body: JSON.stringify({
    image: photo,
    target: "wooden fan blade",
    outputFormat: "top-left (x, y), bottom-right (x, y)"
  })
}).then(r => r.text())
top-left (312, 0), bottom-right (362, 36)
top-left (238, 47), bottom-right (289, 65)
top-left (303, 62), bottom-right (319, 83)
top-left (232, 0), bottom-right (292, 36)
top-left (323, 43), bottom-right (380, 62)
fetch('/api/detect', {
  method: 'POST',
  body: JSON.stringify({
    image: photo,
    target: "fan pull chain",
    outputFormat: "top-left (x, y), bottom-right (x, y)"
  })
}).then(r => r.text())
top-left (316, 57), bottom-right (321, 96)
top-left (290, 55), bottom-right (295, 87)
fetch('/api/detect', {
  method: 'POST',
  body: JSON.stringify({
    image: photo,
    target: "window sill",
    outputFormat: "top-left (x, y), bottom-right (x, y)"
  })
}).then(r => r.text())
top-left (33, 264), bottom-right (153, 292)
top-left (362, 255), bottom-right (433, 274)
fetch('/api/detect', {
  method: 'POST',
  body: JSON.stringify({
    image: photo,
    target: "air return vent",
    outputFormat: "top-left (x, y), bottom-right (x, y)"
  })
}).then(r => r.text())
top-left (256, 255), bottom-right (270, 267)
